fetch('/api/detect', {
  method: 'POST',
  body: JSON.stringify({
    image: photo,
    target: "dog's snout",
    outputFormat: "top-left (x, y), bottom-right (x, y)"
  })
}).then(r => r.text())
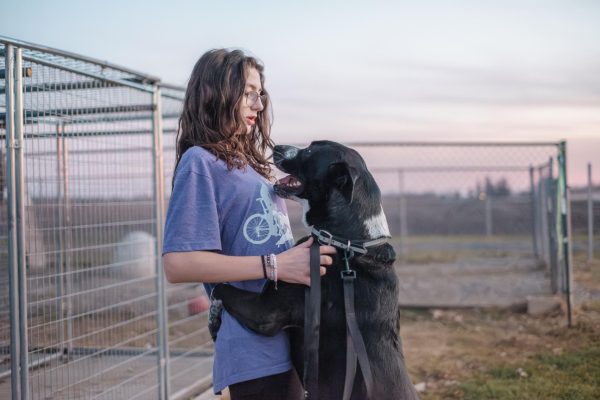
top-left (273, 145), bottom-right (299, 165)
top-left (283, 146), bottom-right (299, 159)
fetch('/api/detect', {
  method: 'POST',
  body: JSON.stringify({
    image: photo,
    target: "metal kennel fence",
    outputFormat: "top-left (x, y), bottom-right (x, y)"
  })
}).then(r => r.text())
top-left (285, 141), bottom-right (572, 315)
top-left (1, 36), bottom-right (575, 400)
top-left (1, 37), bottom-right (212, 400)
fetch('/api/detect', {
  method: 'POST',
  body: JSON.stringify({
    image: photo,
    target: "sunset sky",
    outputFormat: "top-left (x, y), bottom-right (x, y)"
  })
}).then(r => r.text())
top-left (3, 0), bottom-right (599, 186)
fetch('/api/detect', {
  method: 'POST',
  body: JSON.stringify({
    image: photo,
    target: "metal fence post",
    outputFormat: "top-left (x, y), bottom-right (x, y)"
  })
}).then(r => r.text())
top-left (15, 46), bottom-right (30, 400)
top-left (5, 43), bottom-right (21, 400)
top-left (538, 164), bottom-right (549, 266)
top-left (56, 124), bottom-right (74, 358)
top-left (547, 157), bottom-right (558, 293)
top-left (152, 85), bottom-right (169, 399)
top-left (558, 141), bottom-right (573, 327)
top-left (529, 165), bottom-right (539, 258)
top-left (588, 163), bottom-right (594, 261)
top-left (485, 195), bottom-right (492, 236)
top-left (398, 169), bottom-right (407, 262)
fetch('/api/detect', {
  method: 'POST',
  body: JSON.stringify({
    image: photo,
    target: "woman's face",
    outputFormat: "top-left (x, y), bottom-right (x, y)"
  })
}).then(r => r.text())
top-left (239, 67), bottom-right (265, 135)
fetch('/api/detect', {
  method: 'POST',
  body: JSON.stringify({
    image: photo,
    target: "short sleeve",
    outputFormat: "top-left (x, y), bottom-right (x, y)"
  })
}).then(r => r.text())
top-left (162, 169), bottom-right (222, 255)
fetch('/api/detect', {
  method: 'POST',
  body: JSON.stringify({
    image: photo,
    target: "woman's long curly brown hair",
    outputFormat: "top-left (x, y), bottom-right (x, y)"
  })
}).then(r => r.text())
top-left (173, 49), bottom-right (274, 187)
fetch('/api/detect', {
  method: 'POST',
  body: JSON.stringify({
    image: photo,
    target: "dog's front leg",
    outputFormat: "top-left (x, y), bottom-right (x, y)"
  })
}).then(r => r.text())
top-left (212, 282), bottom-right (305, 336)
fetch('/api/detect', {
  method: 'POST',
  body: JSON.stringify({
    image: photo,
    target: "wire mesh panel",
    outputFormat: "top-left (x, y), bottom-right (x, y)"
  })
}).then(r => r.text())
top-left (24, 57), bottom-right (158, 400)
top-left (160, 85), bottom-right (213, 398)
top-left (0, 41), bottom-right (168, 399)
top-left (285, 142), bottom-right (562, 307)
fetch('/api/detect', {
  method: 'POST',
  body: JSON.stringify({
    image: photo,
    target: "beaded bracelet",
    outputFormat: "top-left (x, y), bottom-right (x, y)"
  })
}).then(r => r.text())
top-left (262, 254), bottom-right (278, 290)
top-left (272, 254), bottom-right (278, 290)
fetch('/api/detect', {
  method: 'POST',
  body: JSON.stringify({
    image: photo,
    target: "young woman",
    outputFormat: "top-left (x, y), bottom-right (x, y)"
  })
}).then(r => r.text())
top-left (162, 49), bottom-right (336, 400)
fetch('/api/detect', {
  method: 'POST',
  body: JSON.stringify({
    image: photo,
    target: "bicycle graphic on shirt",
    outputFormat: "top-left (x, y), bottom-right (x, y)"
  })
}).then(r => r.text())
top-left (243, 184), bottom-right (292, 246)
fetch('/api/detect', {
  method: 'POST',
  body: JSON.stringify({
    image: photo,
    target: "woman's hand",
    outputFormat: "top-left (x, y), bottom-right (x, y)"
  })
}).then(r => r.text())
top-left (276, 237), bottom-right (337, 286)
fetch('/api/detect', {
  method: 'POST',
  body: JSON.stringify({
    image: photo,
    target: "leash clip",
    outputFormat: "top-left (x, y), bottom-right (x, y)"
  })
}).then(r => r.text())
top-left (341, 248), bottom-right (356, 280)
top-left (341, 269), bottom-right (356, 280)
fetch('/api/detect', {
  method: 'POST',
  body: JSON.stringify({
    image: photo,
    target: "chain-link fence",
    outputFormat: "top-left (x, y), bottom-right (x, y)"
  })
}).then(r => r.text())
top-left (570, 164), bottom-right (599, 261)
top-left (1, 37), bottom-right (576, 399)
top-left (1, 37), bottom-right (212, 400)
top-left (285, 142), bottom-right (572, 309)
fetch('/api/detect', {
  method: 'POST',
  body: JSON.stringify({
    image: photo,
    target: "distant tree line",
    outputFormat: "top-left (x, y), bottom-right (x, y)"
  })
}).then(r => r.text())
top-left (474, 177), bottom-right (511, 198)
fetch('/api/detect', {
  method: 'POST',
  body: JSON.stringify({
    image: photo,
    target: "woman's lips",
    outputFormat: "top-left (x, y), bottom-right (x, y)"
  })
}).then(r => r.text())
top-left (246, 116), bottom-right (256, 125)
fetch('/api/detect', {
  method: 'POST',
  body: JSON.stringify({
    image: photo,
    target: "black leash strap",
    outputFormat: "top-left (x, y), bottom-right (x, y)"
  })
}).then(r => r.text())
top-left (303, 240), bottom-right (321, 399)
top-left (342, 250), bottom-right (374, 400)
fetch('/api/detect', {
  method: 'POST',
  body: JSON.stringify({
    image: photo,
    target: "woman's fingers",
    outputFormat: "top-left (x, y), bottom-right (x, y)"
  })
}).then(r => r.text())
top-left (319, 245), bottom-right (337, 255)
top-left (320, 255), bottom-right (333, 265)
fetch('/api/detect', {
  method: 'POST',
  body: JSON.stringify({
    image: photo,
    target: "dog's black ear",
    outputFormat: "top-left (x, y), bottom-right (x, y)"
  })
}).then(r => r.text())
top-left (328, 162), bottom-right (359, 204)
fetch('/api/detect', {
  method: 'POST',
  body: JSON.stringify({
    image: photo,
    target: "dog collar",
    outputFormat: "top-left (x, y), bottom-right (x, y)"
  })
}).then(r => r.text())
top-left (310, 228), bottom-right (389, 255)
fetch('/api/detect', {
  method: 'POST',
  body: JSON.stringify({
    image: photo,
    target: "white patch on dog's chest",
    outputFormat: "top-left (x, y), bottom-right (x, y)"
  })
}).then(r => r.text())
top-left (365, 205), bottom-right (390, 239)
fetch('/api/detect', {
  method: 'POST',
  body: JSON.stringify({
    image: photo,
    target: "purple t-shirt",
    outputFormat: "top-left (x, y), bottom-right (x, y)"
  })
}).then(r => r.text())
top-left (162, 146), bottom-right (295, 393)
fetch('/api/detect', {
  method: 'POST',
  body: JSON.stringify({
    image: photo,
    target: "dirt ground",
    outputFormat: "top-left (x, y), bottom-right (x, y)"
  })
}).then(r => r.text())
top-left (206, 253), bottom-right (600, 400)
top-left (400, 253), bottom-right (600, 399)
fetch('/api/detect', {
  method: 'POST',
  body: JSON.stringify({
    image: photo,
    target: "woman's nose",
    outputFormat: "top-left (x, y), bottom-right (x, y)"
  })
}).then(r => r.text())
top-left (252, 97), bottom-right (264, 111)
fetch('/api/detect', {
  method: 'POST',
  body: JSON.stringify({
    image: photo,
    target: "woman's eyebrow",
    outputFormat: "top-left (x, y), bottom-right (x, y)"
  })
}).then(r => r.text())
top-left (246, 83), bottom-right (262, 93)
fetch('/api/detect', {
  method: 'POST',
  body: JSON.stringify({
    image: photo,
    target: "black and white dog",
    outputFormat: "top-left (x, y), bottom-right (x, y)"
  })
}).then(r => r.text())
top-left (212, 141), bottom-right (419, 399)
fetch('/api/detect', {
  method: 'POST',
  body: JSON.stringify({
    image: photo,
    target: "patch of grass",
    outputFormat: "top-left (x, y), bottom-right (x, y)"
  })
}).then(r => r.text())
top-left (401, 249), bottom-right (512, 264)
top-left (459, 346), bottom-right (600, 400)
top-left (399, 308), bottom-right (432, 322)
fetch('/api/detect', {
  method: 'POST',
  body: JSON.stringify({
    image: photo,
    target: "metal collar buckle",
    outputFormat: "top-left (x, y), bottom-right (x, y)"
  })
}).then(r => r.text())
top-left (315, 229), bottom-right (333, 246)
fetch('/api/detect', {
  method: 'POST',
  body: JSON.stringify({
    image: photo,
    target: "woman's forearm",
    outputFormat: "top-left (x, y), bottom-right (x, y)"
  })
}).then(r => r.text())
top-left (162, 238), bottom-right (336, 286)
top-left (162, 251), bottom-right (263, 284)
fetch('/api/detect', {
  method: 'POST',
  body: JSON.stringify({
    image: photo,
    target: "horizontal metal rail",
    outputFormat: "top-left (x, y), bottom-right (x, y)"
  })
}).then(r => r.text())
top-left (0, 80), bottom-right (118, 95)
top-left (0, 345), bottom-right (213, 358)
top-left (344, 141), bottom-right (561, 147)
top-left (0, 35), bottom-right (160, 83)
top-left (21, 53), bottom-right (156, 93)
top-left (2, 104), bottom-right (155, 119)
top-left (0, 128), bottom-right (177, 141)
top-left (0, 113), bottom-right (179, 130)
top-left (372, 165), bottom-right (532, 173)
top-left (0, 352), bottom-right (62, 380)
top-left (288, 141), bottom-right (560, 148)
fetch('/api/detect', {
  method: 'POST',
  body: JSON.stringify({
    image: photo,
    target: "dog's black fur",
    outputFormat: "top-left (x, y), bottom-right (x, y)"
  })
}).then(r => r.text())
top-left (212, 141), bottom-right (419, 399)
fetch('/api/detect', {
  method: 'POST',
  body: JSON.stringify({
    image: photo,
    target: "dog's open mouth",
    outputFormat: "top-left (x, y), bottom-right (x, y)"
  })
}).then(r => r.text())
top-left (274, 175), bottom-right (303, 198)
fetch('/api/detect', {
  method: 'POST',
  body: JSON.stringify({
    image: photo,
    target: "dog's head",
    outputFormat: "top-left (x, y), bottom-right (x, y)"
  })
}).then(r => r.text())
top-left (273, 140), bottom-right (390, 240)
